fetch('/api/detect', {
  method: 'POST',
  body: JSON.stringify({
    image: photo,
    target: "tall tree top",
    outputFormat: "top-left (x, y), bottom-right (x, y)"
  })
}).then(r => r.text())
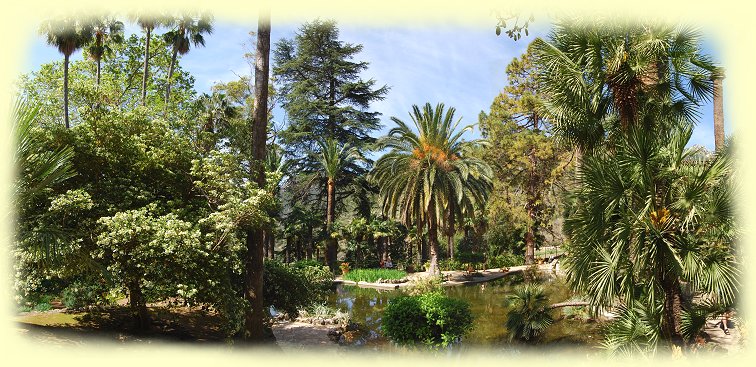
top-left (273, 19), bottom-right (389, 155)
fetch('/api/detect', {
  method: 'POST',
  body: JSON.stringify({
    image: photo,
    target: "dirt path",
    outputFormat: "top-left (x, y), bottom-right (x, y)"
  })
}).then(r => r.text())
top-left (703, 318), bottom-right (742, 353)
top-left (271, 321), bottom-right (339, 352)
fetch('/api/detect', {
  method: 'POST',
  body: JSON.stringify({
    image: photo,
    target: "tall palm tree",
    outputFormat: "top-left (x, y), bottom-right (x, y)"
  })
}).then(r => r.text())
top-left (563, 123), bottom-right (738, 347)
top-left (39, 18), bottom-right (94, 128)
top-left (532, 18), bottom-right (717, 154)
top-left (130, 13), bottom-right (168, 107)
top-left (371, 103), bottom-right (492, 274)
top-left (85, 16), bottom-right (124, 86)
top-left (312, 138), bottom-right (363, 270)
top-left (163, 12), bottom-right (213, 104)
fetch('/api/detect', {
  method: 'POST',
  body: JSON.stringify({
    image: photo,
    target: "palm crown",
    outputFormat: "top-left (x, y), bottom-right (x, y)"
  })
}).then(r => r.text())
top-left (371, 103), bottom-right (492, 273)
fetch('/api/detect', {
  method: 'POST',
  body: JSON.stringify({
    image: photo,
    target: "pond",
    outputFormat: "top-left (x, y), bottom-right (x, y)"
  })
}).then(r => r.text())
top-left (327, 272), bottom-right (604, 353)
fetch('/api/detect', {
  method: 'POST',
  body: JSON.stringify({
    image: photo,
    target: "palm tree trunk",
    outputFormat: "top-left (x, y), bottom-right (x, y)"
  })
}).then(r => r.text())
top-left (243, 12), bottom-right (271, 342)
top-left (426, 201), bottom-right (440, 274)
top-left (142, 27), bottom-right (151, 107)
top-left (661, 271), bottom-right (685, 347)
top-left (326, 179), bottom-right (337, 270)
top-left (63, 53), bottom-right (70, 128)
top-left (165, 48), bottom-right (178, 104)
top-left (713, 75), bottom-right (725, 150)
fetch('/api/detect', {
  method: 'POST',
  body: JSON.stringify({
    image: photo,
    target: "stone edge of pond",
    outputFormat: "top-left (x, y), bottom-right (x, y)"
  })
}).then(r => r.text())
top-left (333, 264), bottom-right (559, 290)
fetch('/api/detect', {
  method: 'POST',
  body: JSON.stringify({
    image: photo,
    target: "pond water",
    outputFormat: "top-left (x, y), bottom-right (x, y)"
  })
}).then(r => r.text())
top-left (327, 273), bottom-right (604, 353)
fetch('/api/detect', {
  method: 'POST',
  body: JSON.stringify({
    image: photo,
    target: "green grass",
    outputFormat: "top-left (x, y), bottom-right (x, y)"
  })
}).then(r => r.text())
top-left (342, 268), bottom-right (407, 283)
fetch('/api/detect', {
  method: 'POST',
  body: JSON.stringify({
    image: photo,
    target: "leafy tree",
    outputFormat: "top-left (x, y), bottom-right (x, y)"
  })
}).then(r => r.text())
top-left (480, 43), bottom-right (572, 264)
top-left (39, 18), bottom-right (94, 128)
top-left (273, 20), bottom-right (387, 236)
top-left (19, 34), bottom-right (198, 126)
top-left (85, 16), bottom-right (124, 86)
top-left (372, 103), bottom-right (492, 274)
top-left (163, 12), bottom-right (213, 105)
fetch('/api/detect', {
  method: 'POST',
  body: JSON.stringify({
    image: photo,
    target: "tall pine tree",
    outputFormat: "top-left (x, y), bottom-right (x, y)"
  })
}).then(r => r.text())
top-left (273, 19), bottom-right (388, 155)
top-left (480, 43), bottom-right (572, 265)
top-left (273, 19), bottom-right (388, 268)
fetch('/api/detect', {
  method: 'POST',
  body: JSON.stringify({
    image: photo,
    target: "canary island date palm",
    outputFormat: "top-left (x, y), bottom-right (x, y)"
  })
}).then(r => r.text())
top-left (312, 138), bottom-right (364, 270)
top-left (371, 103), bottom-right (492, 274)
top-left (532, 18), bottom-right (717, 153)
top-left (563, 123), bottom-right (738, 349)
top-left (39, 18), bottom-right (94, 128)
top-left (163, 12), bottom-right (213, 104)
top-left (85, 16), bottom-right (124, 86)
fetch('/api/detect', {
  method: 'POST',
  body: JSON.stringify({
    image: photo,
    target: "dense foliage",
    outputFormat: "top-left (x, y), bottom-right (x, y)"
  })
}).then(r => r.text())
top-left (381, 291), bottom-right (474, 348)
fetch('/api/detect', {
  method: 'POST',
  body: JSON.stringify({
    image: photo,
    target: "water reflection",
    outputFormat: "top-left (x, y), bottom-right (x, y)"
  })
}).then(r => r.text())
top-left (327, 274), bottom-right (602, 351)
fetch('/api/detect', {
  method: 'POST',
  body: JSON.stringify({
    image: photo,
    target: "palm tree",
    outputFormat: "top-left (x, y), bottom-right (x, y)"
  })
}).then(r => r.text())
top-left (532, 18), bottom-right (717, 153)
top-left (163, 12), bottom-right (213, 104)
top-left (563, 123), bottom-right (738, 347)
top-left (39, 18), bottom-right (94, 128)
top-left (371, 103), bottom-right (492, 274)
top-left (505, 284), bottom-right (554, 341)
top-left (13, 98), bottom-right (75, 259)
top-left (131, 13), bottom-right (168, 106)
top-left (85, 16), bottom-right (124, 86)
top-left (312, 138), bottom-right (363, 270)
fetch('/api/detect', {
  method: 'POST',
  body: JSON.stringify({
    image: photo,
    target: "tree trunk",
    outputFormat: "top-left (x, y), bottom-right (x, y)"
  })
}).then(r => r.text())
top-left (243, 12), bottom-right (271, 342)
top-left (63, 53), bottom-right (70, 128)
top-left (524, 140), bottom-right (539, 265)
top-left (426, 202), bottom-right (440, 274)
top-left (142, 27), bottom-right (151, 106)
top-left (127, 279), bottom-right (150, 331)
top-left (96, 59), bottom-right (101, 86)
top-left (713, 74), bottom-right (725, 151)
top-left (285, 237), bottom-right (291, 263)
top-left (325, 178), bottom-right (337, 270)
top-left (165, 48), bottom-right (178, 104)
top-left (244, 230), bottom-right (265, 339)
top-left (661, 268), bottom-right (685, 347)
top-left (548, 301), bottom-right (589, 310)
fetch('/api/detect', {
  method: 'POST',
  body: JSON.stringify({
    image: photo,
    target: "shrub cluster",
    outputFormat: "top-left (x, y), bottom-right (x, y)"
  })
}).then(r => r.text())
top-left (342, 268), bottom-right (407, 283)
top-left (263, 260), bottom-right (334, 317)
top-left (381, 291), bottom-right (473, 348)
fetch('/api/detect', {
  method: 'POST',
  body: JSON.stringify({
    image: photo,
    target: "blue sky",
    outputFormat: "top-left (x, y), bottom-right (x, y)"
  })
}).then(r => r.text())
top-left (23, 19), bottom-right (729, 150)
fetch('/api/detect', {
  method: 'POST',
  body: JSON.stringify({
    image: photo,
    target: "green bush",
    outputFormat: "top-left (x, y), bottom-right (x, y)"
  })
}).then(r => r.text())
top-left (402, 275), bottom-right (444, 296)
top-left (61, 279), bottom-right (111, 309)
top-left (456, 251), bottom-right (485, 265)
top-left (488, 252), bottom-right (522, 268)
top-left (438, 258), bottom-right (464, 271)
top-left (342, 268), bottom-right (407, 283)
top-left (382, 292), bottom-right (473, 348)
top-left (264, 260), bottom-right (334, 317)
